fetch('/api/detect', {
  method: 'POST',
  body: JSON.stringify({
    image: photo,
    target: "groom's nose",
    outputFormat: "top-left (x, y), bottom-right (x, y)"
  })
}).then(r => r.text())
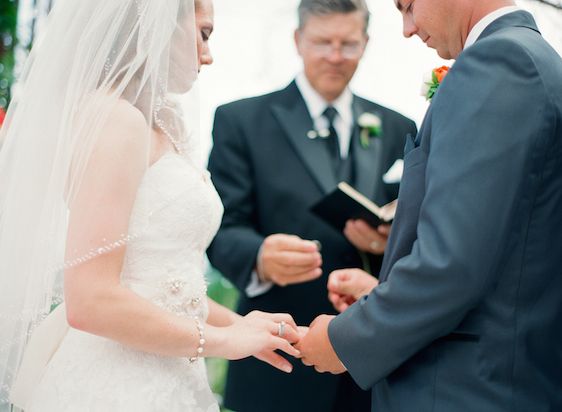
top-left (402, 14), bottom-right (417, 38)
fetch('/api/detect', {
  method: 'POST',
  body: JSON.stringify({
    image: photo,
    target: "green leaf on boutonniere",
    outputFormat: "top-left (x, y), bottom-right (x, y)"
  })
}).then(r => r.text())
top-left (422, 65), bottom-right (451, 101)
top-left (357, 112), bottom-right (382, 149)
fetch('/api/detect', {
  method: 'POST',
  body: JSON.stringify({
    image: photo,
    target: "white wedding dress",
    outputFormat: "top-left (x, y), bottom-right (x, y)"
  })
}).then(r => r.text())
top-left (25, 152), bottom-right (223, 411)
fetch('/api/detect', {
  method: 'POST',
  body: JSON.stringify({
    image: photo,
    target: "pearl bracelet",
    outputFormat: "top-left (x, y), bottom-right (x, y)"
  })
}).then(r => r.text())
top-left (188, 317), bottom-right (205, 363)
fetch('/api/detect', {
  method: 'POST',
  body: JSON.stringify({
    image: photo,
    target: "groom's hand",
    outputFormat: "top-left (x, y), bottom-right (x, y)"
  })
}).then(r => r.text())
top-left (327, 268), bottom-right (379, 313)
top-left (295, 314), bottom-right (346, 374)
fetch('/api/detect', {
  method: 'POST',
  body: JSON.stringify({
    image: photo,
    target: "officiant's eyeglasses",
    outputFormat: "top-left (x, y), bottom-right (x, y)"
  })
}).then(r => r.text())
top-left (304, 39), bottom-right (365, 60)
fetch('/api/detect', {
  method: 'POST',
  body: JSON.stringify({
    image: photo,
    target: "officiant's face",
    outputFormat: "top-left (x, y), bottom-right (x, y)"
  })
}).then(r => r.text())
top-left (295, 11), bottom-right (368, 102)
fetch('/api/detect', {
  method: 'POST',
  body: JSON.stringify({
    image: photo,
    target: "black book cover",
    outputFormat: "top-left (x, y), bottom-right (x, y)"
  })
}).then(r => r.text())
top-left (310, 182), bottom-right (396, 232)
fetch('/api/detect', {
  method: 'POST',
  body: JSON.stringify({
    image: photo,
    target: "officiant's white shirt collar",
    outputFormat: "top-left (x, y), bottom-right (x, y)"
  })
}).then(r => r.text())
top-left (464, 6), bottom-right (520, 50)
top-left (295, 72), bottom-right (353, 158)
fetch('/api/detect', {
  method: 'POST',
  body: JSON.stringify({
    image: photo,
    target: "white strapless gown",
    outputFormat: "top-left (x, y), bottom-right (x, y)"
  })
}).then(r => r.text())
top-left (26, 152), bottom-right (223, 411)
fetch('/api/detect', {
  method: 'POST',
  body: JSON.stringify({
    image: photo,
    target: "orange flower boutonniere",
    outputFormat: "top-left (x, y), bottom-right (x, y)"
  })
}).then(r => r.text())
top-left (0, 107), bottom-right (6, 128)
top-left (421, 65), bottom-right (450, 101)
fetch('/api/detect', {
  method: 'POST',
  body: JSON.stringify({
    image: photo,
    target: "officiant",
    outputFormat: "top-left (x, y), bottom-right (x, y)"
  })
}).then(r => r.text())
top-left (207, 0), bottom-right (416, 410)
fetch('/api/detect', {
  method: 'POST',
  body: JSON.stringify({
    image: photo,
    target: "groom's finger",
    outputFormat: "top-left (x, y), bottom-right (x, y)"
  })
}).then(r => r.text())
top-left (328, 291), bottom-right (343, 306)
top-left (328, 292), bottom-right (350, 313)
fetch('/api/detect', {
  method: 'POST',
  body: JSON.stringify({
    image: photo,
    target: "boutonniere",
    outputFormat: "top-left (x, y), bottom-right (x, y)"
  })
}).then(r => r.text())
top-left (357, 112), bottom-right (382, 149)
top-left (0, 106), bottom-right (6, 128)
top-left (421, 65), bottom-right (450, 101)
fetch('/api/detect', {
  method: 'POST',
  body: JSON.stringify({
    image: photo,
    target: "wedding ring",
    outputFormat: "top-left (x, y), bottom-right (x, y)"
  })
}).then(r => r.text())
top-left (278, 321), bottom-right (286, 337)
top-left (370, 241), bottom-right (382, 251)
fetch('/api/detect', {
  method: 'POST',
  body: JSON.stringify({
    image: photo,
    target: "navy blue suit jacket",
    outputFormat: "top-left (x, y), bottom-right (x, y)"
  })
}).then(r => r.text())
top-left (330, 11), bottom-right (562, 411)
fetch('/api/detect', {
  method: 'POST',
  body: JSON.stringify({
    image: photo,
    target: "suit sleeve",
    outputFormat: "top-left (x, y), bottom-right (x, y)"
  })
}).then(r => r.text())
top-left (207, 105), bottom-right (264, 294)
top-left (329, 37), bottom-right (554, 388)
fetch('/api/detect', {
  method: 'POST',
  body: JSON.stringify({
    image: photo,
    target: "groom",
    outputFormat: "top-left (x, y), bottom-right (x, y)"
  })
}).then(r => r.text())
top-left (297, 0), bottom-right (562, 410)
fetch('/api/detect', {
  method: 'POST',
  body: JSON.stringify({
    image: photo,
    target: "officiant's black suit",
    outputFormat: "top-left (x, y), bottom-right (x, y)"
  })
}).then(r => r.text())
top-left (207, 80), bottom-right (417, 412)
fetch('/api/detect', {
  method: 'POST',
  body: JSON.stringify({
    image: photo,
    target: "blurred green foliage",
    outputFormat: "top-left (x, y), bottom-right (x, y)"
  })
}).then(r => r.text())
top-left (0, 0), bottom-right (18, 108)
top-left (205, 265), bottom-right (239, 412)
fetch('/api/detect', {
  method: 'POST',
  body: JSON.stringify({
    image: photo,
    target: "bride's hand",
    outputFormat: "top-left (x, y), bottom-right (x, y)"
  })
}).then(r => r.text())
top-left (217, 311), bottom-right (301, 373)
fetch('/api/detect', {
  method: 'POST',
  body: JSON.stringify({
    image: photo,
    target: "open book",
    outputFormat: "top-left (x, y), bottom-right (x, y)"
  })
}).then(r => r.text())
top-left (310, 182), bottom-right (397, 232)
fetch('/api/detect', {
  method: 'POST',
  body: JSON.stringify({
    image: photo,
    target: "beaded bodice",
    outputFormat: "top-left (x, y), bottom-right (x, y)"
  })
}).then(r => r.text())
top-left (23, 151), bottom-right (223, 412)
top-left (120, 152), bottom-right (223, 320)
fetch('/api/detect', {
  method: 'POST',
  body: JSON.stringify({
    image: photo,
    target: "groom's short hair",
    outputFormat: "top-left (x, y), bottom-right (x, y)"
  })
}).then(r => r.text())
top-left (298, 0), bottom-right (370, 33)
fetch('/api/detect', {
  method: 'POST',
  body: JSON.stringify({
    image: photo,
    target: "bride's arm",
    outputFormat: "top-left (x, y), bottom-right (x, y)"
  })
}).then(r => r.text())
top-left (64, 102), bottom-right (299, 370)
top-left (67, 256), bottom-right (298, 371)
top-left (206, 298), bottom-right (240, 327)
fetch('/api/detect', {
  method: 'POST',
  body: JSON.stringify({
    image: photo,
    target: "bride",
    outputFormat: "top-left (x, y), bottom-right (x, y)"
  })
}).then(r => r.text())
top-left (0, 0), bottom-right (300, 410)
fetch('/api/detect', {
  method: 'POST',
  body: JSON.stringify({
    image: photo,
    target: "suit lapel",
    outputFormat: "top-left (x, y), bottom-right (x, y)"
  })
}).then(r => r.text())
top-left (271, 84), bottom-right (338, 194)
top-left (351, 97), bottom-right (383, 201)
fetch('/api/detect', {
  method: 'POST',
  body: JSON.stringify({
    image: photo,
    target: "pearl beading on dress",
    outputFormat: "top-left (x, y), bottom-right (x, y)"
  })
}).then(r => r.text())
top-left (61, 233), bottom-right (140, 271)
top-left (150, 274), bottom-right (207, 317)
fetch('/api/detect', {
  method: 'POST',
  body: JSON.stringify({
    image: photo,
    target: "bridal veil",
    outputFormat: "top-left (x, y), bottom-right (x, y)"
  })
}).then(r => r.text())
top-left (0, 0), bottom-right (199, 407)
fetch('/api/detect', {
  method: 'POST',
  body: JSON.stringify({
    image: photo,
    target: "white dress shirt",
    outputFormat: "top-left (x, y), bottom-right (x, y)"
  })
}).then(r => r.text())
top-left (295, 72), bottom-right (354, 158)
top-left (245, 74), bottom-right (356, 297)
top-left (464, 6), bottom-right (521, 50)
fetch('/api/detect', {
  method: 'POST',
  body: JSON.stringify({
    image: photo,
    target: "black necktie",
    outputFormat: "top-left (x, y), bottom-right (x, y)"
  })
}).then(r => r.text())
top-left (322, 106), bottom-right (341, 172)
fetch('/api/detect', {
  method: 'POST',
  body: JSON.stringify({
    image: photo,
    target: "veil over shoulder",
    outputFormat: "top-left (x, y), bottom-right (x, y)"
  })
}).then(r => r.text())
top-left (0, 0), bottom-right (201, 408)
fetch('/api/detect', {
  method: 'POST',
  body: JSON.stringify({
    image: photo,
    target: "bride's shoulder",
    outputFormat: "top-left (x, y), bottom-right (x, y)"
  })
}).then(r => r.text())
top-left (83, 94), bottom-right (150, 163)
top-left (103, 98), bottom-right (148, 148)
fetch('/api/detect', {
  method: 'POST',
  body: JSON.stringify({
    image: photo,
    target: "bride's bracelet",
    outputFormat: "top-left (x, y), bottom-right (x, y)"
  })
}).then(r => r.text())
top-left (188, 317), bottom-right (205, 363)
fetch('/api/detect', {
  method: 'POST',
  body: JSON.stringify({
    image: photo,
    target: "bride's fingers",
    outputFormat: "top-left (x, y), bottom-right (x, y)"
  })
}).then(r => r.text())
top-left (281, 324), bottom-right (301, 345)
top-left (255, 351), bottom-right (293, 373)
top-left (263, 313), bottom-right (298, 330)
top-left (271, 336), bottom-right (301, 358)
top-left (268, 320), bottom-right (300, 344)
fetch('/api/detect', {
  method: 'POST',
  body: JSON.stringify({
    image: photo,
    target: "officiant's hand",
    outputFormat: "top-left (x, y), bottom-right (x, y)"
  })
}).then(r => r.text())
top-left (295, 314), bottom-right (346, 374)
top-left (257, 234), bottom-right (323, 286)
top-left (344, 220), bottom-right (391, 255)
top-left (327, 268), bottom-right (379, 312)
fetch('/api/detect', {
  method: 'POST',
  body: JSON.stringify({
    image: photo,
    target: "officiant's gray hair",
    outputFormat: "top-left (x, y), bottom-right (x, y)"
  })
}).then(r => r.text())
top-left (298, 0), bottom-right (370, 33)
